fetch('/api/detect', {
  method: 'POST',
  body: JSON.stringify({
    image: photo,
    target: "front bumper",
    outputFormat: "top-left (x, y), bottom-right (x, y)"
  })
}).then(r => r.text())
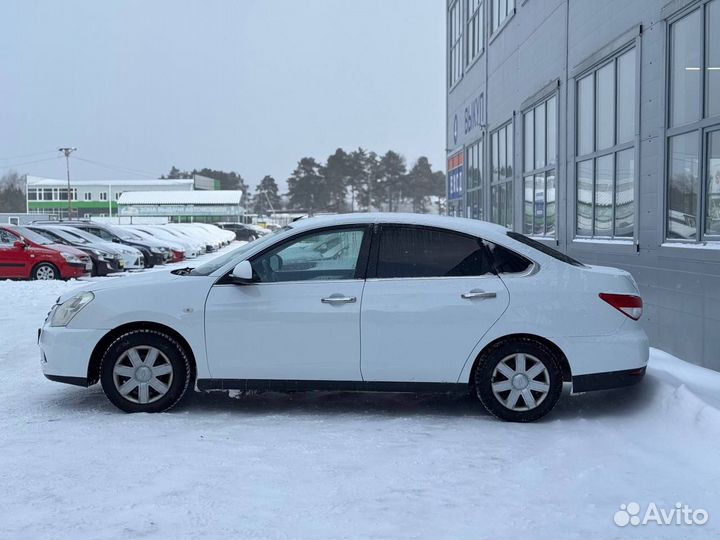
top-left (39, 324), bottom-right (106, 383)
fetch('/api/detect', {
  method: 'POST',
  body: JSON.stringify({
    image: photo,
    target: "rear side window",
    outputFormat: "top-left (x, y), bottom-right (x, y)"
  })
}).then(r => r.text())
top-left (485, 242), bottom-right (533, 274)
top-left (376, 226), bottom-right (492, 278)
top-left (506, 231), bottom-right (585, 267)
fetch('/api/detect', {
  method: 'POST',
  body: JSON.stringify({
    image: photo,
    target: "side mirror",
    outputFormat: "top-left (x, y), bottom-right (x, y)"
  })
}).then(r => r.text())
top-left (230, 260), bottom-right (253, 284)
top-left (13, 240), bottom-right (27, 249)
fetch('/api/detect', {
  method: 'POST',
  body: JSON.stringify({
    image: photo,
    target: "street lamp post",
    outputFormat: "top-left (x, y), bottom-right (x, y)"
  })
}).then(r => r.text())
top-left (58, 147), bottom-right (76, 219)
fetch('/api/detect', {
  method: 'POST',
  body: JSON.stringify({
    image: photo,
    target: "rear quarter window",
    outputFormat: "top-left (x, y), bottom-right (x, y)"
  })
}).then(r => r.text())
top-left (506, 232), bottom-right (586, 267)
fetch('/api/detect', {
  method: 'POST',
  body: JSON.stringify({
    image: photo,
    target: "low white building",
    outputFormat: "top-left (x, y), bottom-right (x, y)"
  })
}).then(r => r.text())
top-left (26, 176), bottom-right (194, 218)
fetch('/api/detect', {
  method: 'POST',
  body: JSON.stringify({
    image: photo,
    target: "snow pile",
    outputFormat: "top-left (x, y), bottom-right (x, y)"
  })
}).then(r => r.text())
top-left (0, 250), bottom-right (719, 539)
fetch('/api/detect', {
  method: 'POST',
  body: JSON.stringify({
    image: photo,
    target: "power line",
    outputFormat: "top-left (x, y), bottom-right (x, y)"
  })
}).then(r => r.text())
top-left (0, 156), bottom-right (61, 171)
top-left (71, 156), bottom-right (162, 178)
top-left (0, 150), bottom-right (57, 162)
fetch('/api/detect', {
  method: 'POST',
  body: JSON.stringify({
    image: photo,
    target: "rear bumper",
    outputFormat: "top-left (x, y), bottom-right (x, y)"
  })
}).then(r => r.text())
top-left (572, 366), bottom-right (646, 393)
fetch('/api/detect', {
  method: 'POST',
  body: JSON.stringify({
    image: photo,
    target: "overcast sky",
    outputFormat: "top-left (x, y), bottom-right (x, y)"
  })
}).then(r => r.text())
top-left (0, 0), bottom-right (445, 190)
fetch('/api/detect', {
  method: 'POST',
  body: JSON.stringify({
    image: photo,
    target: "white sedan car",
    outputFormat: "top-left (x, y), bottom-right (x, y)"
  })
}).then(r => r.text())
top-left (39, 213), bottom-right (648, 422)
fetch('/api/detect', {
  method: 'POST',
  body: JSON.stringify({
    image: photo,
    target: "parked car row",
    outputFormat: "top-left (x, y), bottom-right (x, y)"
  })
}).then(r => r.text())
top-left (0, 221), bottom-right (237, 280)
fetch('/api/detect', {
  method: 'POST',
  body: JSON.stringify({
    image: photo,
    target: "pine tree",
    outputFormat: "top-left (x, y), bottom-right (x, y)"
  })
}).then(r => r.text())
top-left (324, 148), bottom-right (350, 213)
top-left (287, 158), bottom-right (327, 213)
top-left (253, 175), bottom-right (281, 215)
top-left (377, 151), bottom-right (407, 212)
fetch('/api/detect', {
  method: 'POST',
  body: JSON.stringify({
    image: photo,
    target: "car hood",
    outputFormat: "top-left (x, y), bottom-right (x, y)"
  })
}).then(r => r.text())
top-left (58, 269), bottom-right (190, 302)
top-left (50, 243), bottom-right (88, 257)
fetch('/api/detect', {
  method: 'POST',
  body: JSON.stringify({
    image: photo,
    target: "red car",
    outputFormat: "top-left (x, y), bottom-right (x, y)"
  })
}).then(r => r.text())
top-left (0, 225), bottom-right (92, 280)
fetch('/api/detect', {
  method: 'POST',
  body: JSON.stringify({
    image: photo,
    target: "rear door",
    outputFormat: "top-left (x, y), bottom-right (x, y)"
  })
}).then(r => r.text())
top-left (360, 225), bottom-right (509, 383)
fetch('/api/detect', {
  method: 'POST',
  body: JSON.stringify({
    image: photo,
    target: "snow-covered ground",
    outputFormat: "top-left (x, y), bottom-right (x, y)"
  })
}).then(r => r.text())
top-left (1, 245), bottom-right (719, 539)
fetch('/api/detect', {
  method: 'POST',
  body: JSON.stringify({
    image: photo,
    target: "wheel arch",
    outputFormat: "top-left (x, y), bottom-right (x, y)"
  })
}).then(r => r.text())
top-left (468, 333), bottom-right (572, 386)
top-left (30, 260), bottom-right (59, 280)
top-left (87, 321), bottom-right (197, 386)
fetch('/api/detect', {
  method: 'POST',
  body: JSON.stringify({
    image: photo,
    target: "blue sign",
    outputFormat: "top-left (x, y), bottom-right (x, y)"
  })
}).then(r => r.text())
top-left (447, 152), bottom-right (464, 201)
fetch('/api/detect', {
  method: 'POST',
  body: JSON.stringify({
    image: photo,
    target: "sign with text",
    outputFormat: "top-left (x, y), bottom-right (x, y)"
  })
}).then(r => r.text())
top-left (447, 151), bottom-right (464, 201)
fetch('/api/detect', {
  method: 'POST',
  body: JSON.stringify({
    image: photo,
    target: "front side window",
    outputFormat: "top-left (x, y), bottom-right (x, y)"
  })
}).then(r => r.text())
top-left (491, 0), bottom-right (514, 33)
top-left (449, 0), bottom-right (463, 87)
top-left (490, 122), bottom-right (513, 229)
top-left (523, 94), bottom-right (557, 237)
top-left (0, 229), bottom-right (18, 245)
top-left (575, 47), bottom-right (637, 239)
top-left (252, 228), bottom-right (366, 283)
top-left (465, 138), bottom-right (483, 220)
top-left (376, 226), bottom-right (492, 279)
top-left (666, 0), bottom-right (720, 241)
top-left (466, 0), bottom-right (483, 66)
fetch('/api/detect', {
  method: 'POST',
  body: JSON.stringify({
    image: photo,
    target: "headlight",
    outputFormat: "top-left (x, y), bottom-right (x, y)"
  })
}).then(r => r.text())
top-left (150, 247), bottom-right (162, 254)
top-left (60, 252), bottom-right (81, 263)
top-left (50, 292), bottom-right (94, 327)
top-left (90, 249), bottom-right (107, 261)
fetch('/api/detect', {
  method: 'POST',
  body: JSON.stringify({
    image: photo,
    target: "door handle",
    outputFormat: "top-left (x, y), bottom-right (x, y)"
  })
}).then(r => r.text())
top-left (321, 295), bottom-right (357, 304)
top-left (461, 289), bottom-right (497, 300)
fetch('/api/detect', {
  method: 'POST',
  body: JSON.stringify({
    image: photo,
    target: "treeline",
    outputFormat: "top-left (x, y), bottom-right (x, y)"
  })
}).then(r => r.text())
top-left (0, 172), bottom-right (25, 212)
top-left (165, 148), bottom-right (446, 215)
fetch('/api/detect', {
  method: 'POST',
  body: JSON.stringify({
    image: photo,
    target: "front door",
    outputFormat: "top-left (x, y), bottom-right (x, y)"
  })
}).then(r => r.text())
top-left (0, 229), bottom-right (28, 278)
top-left (205, 226), bottom-right (370, 381)
top-left (361, 225), bottom-right (509, 383)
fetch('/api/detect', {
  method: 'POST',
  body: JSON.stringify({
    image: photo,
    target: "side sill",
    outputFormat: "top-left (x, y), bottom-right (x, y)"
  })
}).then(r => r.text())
top-left (571, 366), bottom-right (646, 393)
top-left (44, 374), bottom-right (90, 387)
top-left (196, 379), bottom-right (468, 394)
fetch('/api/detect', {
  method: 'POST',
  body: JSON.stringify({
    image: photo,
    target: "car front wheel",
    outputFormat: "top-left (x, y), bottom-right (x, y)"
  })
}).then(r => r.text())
top-left (32, 262), bottom-right (59, 280)
top-left (100, 329), bottom-right (191, 413)
top-left (474, 337), bottom-right (562, 422)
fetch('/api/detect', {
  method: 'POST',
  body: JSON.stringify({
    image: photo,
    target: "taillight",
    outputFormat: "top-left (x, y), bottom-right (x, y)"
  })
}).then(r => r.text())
top-left (599, 293), bottom-right (643, 320)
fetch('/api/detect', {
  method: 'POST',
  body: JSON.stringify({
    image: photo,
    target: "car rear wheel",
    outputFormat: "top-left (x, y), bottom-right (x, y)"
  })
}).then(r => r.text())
top-left (32, 262), bottom-right (60, 280)
top-left (474, 337), bottom-right (562, 422)
top-left (100, 330), bottom-right (191, 413)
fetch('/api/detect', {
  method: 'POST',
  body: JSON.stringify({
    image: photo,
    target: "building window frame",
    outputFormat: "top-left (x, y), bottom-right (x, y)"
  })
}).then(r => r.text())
top-left (665, 0), bottom-right (720, 243)
top-left (465, 136), bottom-right (484, 220)
top-left (448, 0), bottom-right (464, 90)
top-left (523, 92), bottom-right (558, 237)
top-left (574, 44), bottom-right (638, 241)
top-left (490, 120), bottom-right (514, 229)
top-left (490, 0), bottom-right (515, 37)
top-left (465, 0), bottom-right (484, 68)
top-left (84, 192), bottom-right (92, 201)
top-left (99, 191), bottom-right (108, 201)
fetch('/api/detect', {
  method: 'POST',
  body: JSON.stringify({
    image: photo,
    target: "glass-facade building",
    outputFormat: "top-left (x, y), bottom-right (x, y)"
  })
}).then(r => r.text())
top-left (446, 0), bottom-right (720, 370)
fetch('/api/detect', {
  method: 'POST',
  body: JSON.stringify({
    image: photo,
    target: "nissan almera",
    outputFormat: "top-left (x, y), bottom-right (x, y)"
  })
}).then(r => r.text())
top-left (39, 213), bottom-right (649, 422)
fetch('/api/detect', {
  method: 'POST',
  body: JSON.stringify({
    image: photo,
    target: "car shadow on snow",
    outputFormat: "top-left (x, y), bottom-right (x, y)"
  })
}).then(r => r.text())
top-left (47, 375), bottom-right (661, 422)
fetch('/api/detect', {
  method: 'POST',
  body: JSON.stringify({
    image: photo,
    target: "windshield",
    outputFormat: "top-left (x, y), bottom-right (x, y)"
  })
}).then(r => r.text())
top-left (62, 227), bottom-right (104, 243)
top-left (14, 226), bottom-right (54, 245)
top-left (40, 227), bottom-right (88, 244)
top-left (189, 227), bottom-right (289, 276)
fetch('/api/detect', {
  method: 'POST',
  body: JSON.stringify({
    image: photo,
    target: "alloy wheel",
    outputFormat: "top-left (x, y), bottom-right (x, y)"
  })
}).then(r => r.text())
top-left (491, 353), bottom-right (550, 411)
top-left (112, 346), bottom-right (174, 404)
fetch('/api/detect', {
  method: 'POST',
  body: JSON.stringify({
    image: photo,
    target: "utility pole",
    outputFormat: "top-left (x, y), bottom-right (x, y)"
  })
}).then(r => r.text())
top-left (58, 147), bottom-right (77, 219)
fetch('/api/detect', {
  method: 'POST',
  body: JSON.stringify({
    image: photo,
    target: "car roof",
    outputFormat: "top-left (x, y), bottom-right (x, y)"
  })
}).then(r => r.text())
top-left (289, 213), bottom-right (509, 240)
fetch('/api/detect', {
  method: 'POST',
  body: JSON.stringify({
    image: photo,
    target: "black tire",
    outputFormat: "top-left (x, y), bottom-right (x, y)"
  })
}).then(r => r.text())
top-left (32, 262), bottom-right (60, 280)
top-left (99, 329), bottom-right (191, 413)
top-left (473, 337), bottom-right (562, 422)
